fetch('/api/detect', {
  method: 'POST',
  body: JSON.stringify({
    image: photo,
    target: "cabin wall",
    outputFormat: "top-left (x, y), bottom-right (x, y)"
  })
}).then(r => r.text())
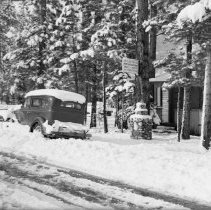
top-left (190, 109), bottom-right (202, 135)
top-left (173, 109), bottom-right (202, 135)
top-left (162, 89), bottom-right (169, 123)
top-left (170, 86), bottom-right (203, 135)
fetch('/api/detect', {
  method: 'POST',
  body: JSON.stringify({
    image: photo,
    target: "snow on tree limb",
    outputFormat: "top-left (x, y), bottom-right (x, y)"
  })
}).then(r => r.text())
top-left (177, 0), bottom-right (211, 27)
top-left (202, 0), bottom-right (211, 10)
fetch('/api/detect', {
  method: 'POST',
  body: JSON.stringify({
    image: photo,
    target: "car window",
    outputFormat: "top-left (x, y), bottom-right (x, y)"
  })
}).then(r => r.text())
top-left (31, 98), bottom-right (42, 107)
top-left (75, 103), bottom-right (82, 110)
top-left (24, 98), bottom-right (31, 108)
top-left (60, 101), bottom-right (82, 110)
top-left (61, 101), bottom-right (75, 108)
top-left (41, 98), bottom-right (50, 108)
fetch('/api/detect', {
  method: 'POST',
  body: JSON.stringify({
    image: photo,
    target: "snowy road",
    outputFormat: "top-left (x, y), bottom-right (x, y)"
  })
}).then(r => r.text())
top-left (0, 151), bottom-right (208, 210)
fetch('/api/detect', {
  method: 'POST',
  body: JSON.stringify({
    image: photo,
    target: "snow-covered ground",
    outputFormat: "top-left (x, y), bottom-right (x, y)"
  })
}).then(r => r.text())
top-left (0, 156), bottom-right (188, 210)
top-left (0, 121), bottom-right (211, 207)
top-left (0, 181), bottom-right (76, 210)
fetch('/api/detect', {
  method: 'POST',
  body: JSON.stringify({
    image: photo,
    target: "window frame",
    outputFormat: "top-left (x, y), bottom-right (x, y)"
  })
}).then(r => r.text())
top-left (60, 101), bottom-right (82, 110)
top-left (31, 97), bottom-right (43, 108)
top-left (24, 97), bottom-right (31, 108)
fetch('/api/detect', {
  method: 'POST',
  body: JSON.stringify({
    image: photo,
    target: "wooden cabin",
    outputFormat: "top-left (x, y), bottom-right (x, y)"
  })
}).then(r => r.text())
top-left (150, 74), bottom-right (203, 135)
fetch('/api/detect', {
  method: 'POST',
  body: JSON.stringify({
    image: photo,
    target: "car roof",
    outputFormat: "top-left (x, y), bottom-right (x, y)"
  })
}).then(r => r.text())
top-left (25, 89), bottom-right (86, 104)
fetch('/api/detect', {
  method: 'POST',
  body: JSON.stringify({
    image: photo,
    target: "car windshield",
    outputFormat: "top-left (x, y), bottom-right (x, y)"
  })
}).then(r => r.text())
top-left (60, 101), bottom-right (82, 110)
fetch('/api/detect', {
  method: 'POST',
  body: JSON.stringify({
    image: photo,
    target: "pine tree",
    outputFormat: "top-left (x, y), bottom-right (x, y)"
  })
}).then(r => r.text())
top-left (106, 71), bottom-right (134, 131)
top-left (175, 0), bottom-right (211, 147)
top-left (150, 0), bottom-right (202, 139)
top-left (0, 1), bottom-right (19, 102)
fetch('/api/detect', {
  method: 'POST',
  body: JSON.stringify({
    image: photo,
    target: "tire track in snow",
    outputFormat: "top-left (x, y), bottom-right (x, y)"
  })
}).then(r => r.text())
top-left (1, 151), bottom-right (209, 210)
top-left (0, 152), bottom-right (149, 210)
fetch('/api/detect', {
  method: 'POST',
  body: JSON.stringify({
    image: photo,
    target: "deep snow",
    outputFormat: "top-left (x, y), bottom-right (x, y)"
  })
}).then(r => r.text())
top-left (0, 121), bottom-right (211, 206)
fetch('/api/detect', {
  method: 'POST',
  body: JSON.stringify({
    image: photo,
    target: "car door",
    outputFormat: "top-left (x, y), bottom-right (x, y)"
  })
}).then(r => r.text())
top-left (28, 97), bottom-right (52, 124)
top-left (27, 97), bottom-right (43, 124)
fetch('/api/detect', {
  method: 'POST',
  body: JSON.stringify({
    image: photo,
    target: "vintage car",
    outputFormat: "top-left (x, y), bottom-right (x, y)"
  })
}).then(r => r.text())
top-left (14, 89), bottom-right (90, 139)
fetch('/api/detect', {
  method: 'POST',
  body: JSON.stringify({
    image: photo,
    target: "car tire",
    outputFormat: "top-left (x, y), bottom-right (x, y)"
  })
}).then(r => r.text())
top-left (32, 121), bottom-right (45, 135)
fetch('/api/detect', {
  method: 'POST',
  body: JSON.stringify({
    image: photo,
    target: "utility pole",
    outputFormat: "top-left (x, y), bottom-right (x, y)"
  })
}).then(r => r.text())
top-left (136, 0), bottom-right (150, 108)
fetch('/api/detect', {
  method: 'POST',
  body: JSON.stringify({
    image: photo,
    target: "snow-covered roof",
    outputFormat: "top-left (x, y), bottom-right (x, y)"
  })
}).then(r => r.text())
top-left (149, 73), bottom-right (171, 83)
top-left (25, 89), bottom-right (86, 104)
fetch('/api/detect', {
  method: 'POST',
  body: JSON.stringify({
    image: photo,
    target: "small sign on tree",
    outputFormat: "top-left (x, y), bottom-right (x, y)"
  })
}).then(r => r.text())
top-left (122, 57), bottom-right (139, 80)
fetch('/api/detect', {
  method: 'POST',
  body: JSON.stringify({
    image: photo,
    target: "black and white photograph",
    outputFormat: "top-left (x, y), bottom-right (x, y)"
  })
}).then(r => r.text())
top-left (0, 0), bottom-right (211, 209)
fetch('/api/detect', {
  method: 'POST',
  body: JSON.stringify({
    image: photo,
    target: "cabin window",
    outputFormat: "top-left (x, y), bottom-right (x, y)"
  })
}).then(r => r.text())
top-left (155, 86), bottom-right (162, 107)
top-left (170, 87), bottom-right (202, 110)
top-left (157, 87), bottom-right (161, 106)
top-left (191, 87), bottom-right (203, 109)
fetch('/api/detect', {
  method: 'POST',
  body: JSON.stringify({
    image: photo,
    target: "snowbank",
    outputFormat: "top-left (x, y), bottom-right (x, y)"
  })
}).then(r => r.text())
top-left (43, 120), bottom-right (89, 134)
top-left (0, 123), bottom-right (211, 205)
top-left (0, 105), bottom-right (21, 121)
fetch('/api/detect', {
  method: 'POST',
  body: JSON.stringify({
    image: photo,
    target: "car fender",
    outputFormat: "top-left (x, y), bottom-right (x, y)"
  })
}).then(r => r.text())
top-left (30, 117), bottom-right (46, 132)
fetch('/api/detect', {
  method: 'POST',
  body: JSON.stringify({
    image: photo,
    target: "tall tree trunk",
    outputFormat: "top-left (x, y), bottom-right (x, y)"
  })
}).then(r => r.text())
top-left (103, 62), bottom-right (108, 133)
top-left (181, 86), bottom-right (191, 139)
top-left (181, 32), bottom-right (192, 139)
top-left (201, 46), bottom-right (211, 150)
top-left (115, 95), bottom-right (119, 127)
top-left (0, 1), bottom-right (5, 75)
top-left (73, 60), bottom-right (79, 93)
top-left (149, 2), bottom-right (157, 78)
top-left (37, 0), bottom-right (46, 89)
top-left (136, 0), bottom-right (150, 107)
top-left (90, 64), bottom-right (97, 128)
top-left (84, 63), bottom-right (89, 124)
top-left (121, 93), bottom-right (124, 133)
top-left (0, 42), bottom-right (2, 73)
top-left (177, 87), bottom-right (182, 142)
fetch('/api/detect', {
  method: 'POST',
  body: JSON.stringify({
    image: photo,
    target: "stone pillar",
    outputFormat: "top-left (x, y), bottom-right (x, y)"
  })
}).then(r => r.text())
top-left (130, 102), bottom-right (153, 140)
